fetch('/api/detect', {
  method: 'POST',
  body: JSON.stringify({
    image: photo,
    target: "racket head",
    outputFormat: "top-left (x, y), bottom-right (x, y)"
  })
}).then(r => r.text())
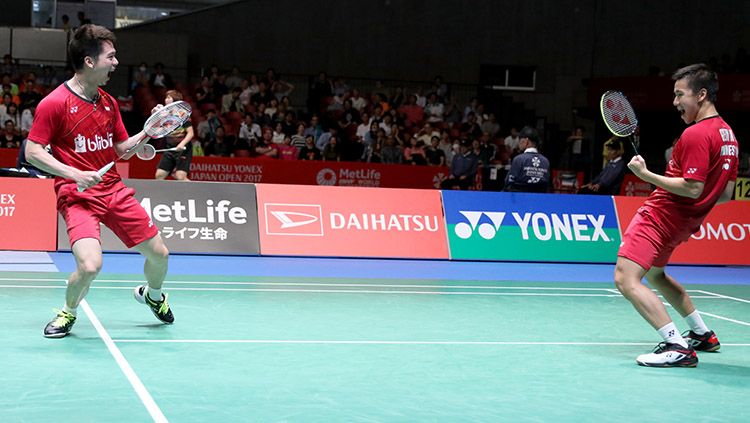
top-left (600, 91), bottom-right (638, 137)
top-left (143, 100), bottom-right (192, 138)
top-left (136, 143), bottom-right (157, 160)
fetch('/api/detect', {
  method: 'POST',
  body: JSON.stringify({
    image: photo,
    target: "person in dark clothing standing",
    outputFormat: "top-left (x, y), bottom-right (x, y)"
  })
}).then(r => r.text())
top-left (503, 126), bottom-right (550, 192)
top-left (578, 139), bottom-right (626, 195)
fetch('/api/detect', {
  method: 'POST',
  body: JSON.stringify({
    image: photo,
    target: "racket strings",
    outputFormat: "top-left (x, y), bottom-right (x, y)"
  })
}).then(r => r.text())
top-left (601, 92), bottom-right (637, 137)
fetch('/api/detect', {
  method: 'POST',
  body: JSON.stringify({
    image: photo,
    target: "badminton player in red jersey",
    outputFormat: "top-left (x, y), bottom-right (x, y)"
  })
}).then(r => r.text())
top-left (25, 24), bottom-right (175, 338)
top-left (615, 64), bottom-right (739, 367)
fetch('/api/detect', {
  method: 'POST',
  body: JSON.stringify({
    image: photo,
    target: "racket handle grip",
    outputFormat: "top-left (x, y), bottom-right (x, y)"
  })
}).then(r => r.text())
top-left (78, 162), bottom-right (115, 192)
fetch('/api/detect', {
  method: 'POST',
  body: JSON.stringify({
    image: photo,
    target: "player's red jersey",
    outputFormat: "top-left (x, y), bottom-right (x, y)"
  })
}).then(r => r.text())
top-left (27, 82), bottom-right (129, 197)
top-left (641, 116), bottom-right (739, 234)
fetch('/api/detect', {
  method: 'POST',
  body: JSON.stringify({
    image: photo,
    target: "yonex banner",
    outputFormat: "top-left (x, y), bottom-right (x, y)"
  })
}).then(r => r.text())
top-left (57, 180), bottom-right (260, 254)
top-left (614, 196), bottom-right (750, 265)
top-left (443, 191), bottom-right (621, 262)
top-left (256, 184), bottom-right (448, 258)
top-left (0, 178), bottom-right (57, 251)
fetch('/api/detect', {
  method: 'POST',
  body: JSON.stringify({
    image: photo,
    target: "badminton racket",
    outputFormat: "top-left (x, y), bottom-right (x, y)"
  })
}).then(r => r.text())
top-left (78, 101), bottom-right (192, 191)
top-left (135, 144), bottom-right (184, 161)
top-left (600, 91), bottom-right (639, 155)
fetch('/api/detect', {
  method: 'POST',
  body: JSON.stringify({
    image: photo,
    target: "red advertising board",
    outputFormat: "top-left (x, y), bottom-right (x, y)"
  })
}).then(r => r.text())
top-left (619, 174), bottom-right (653, 197)
top-left (0, 178), bottom-right (57, 251)
top-left (614, 196), bottom-right (750, 265)
top-left (128, 156), bottom-right (448, 189)
top-left (256, 184), bottom-right (449, 259)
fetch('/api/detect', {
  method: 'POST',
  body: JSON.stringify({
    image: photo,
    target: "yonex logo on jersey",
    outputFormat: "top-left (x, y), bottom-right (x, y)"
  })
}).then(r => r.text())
top-left (73, 132), bottom-right (114, 154)
top-left (70, 106), bottom-right (78, 113)
top-left (686, 168), bottom-right (697, 174)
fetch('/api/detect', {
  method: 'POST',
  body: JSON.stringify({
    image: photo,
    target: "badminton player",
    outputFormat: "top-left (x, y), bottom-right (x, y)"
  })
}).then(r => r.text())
top-left (154, 89), bottom-right (194, 181)
top-left (615, 64), bottom-right (738, 367)
top-left (25, 24), bottom-right (175, 338)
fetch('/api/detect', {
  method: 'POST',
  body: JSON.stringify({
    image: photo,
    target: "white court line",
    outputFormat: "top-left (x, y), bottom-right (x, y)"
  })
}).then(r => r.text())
top-left (80, 300), bottom-right (168, 423)
top-left (110, 339), bottom-right (750, 347)
top-left (0, 277), bottom-right (619, 291)
top-left (663, 301), bottom-right (750, 327)
top-left (0, 284), bottom-right (725, 299)
top-left (695, 289), bottom-right (750, 304)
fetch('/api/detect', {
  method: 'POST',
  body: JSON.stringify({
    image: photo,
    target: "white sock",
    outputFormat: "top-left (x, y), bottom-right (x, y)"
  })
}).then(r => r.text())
top-left (63, 305), bottom-right (77, 316)
top-left (147, 287), bottom-right (163, 302)
top-left (684, 310), bottom-right (709, 335)
top-left (657, 322), bottom-right (688, 348)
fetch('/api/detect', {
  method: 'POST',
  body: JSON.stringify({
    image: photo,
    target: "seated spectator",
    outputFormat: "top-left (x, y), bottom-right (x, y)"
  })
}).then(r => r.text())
top-left (225, 66), bottom-right (243, 89)
top-left (404, 138), bottom-right (427, 165)
top-left (482, 113), bottom-right (500, 137)
top-left (191, 137), bottom-right (205, 157)
top-left (204, 126), bottom-right (233, 157)
top-left (426, 136), bottom-right (446, 166)
top-left (149, 62), bottom-right (174, 89)
top-left (197, 109), bottom-right (221, 143)
top-left (460, 112), bottom-right (482, 140)
top-left (424, 93), bottom-right (445, 123)
top-left (238, 113), bottom-right (261, 142)
top-left (281, 112), bottom-right (297, 136)
top-left (321, 136), bottom-right (341, 161)
top-left (0, 94), bottom-right (14, 123)
top-left (399, 94), bottom-right (424, 128)
top-left (18, 79), bottom-right (42, 111)
top-left (277, 135), bottom-right (299, 160)
top-left (20, 105), bottom-right (34, 138)
top-left (130, 62), bottom-right (149, 91)
top-left (290, 123), bottom-right (307, 149)
top-left (503, 126), bottom-right (550, 193)
top-left (1, 119), bottom-right (22, 148)
top-left (221, 87), bottom-right (244, 114)
top-left (195, 76), bottom-right (215, 106)
top-left (255, 129), bottom-right (278, 158)
top-left (349, 88), bottom-right (367, 112)
top-left (298, 135), bottom-right (322, 160)
top-left (441, 140), bottom-right (478, 190)
top-left (504, 127), bottom-right (521, 157)
top-left (381, 136), bottom-right (403, 164)
top-left (272, 122), bottom-right (286, 144)
top-left (578, 139), bottom-right (626, 195)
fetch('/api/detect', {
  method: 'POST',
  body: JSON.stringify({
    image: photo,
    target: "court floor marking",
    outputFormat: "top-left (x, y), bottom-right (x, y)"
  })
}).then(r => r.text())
top-left (661, 301), bottom-right (750, 327)
top-left (110, 339), bottom-right (750, 347)
top-left (697, 289), bottom-right (750, 305)
top-left (0, 283), bottom-right (728, 299)
top-left (80, 299), bottom-right (168, 423)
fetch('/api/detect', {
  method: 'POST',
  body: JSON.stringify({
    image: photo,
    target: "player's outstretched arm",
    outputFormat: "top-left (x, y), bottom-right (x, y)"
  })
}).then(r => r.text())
top-left (627, 155), bottom-right (704, 199)
top-left (25, 139), bottom-right (102, 190)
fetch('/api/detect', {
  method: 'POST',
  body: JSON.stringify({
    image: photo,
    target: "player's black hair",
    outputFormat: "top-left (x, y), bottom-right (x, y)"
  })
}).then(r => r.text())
top-left (672, 63), bottom-right (718, 103)
top-left (68, 24), bottom-right (116, 72)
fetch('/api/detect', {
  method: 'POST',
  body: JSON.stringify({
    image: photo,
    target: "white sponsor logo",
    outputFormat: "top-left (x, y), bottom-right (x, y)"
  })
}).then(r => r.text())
top-left (454, 211), bottom-right (611, 242)
top-left (140, 198), bottom-right (248, 224)
top-left (270, 211), bottom-right (319, 229)
top-left (329, 213), bottom-right (439, 232)
top-left (265, 203), bottom-right (324, 236)
top-left (70, 106), bottom-right (78, 114)
top-left (691, 222), bottom-right (750, 241)
top-left (317, 168), bottom-right (337, 186)
top-left (73, 132), bottom-right (114, 154)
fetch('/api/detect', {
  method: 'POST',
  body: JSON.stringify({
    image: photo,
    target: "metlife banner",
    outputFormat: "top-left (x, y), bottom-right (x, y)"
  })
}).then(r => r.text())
top-left (443, 191), bottom-right (621, 262)
top-left (256, 184), bottom-right (448, 258)
top-left (57, 180), bottom-right (260, 254)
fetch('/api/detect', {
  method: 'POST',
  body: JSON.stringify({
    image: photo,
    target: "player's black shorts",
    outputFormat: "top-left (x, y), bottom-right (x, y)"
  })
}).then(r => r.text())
top-left (157, 148), bottom-right (192, 174)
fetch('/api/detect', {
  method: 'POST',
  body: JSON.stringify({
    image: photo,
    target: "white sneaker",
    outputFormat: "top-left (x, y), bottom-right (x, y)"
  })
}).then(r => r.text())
top-left (636, 342), bottom-right (697, 367)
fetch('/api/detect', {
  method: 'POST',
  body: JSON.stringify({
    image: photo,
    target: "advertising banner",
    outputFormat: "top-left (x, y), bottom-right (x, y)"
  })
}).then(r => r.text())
top-left (614, 196), bottom-right (750, 265)
top-left (735, 177), bottom-right (750, 201)
top-left (443, 191), bottom-right (621, 262)
top-left (0, 178), bottom-right (57, 251)
top-left (256, 184), bottom-right (448, 259)
top-left (619, 174), bottom-right (653, 196)
top-left (128, 156), bottom-right (448, 190)
top-left (58, 179), bottom-right (260, 254)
